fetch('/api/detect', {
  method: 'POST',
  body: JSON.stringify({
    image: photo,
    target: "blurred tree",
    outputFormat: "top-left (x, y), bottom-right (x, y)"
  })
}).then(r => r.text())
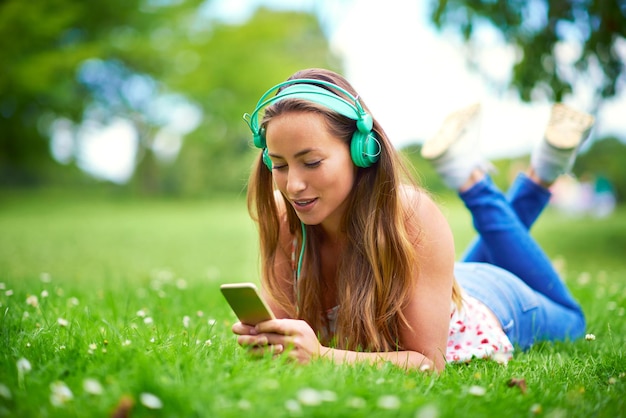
top-left (430, 0), bottom-right (626, 103)
top-left (137, 8), bottom-right (340, 195)
top-left (0, 1), bottom-right (338, 194)
top-left (0, 0), bottom-right (180, 185)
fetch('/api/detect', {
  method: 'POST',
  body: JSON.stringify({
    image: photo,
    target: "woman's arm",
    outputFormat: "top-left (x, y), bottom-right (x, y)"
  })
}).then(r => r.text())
top-left (396, 189), bottom-right (457, 372)
top-left (233, 318), bottom-right (435, 370)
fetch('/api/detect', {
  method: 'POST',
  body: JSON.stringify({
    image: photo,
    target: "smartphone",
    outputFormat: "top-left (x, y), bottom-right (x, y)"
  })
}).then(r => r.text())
top-left (220, 282), bottom-right (276, 326)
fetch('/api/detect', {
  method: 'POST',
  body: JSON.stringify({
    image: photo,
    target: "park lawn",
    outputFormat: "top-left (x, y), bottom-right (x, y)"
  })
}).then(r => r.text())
top-left (0, 189), bottom-right (624, 417)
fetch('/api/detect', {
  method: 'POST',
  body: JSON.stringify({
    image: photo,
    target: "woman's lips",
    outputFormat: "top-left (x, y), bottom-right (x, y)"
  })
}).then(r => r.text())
top-left (292, 198), bottom-right (317, 212)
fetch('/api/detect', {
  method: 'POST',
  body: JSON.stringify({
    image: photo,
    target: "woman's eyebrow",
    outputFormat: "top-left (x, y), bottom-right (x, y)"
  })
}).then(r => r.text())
top-left (268, 148), bottom-right (316, 159)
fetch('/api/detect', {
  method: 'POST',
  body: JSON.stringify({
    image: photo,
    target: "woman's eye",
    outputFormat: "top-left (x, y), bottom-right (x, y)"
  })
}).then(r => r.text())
top-left (272, 164), bottom-right (287, 171)
top-left (305, 161), bottom-right (321, 168)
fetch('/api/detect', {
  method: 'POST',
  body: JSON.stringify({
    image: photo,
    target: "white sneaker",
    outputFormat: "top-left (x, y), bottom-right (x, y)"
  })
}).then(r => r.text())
top-left (531, 104), bottom-right (595, 184)
top-left (421, 103), bottom-right (489, 189)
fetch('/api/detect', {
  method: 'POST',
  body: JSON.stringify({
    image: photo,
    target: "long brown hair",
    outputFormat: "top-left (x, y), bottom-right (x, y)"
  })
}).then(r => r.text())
top-left (247, 68), bottom-right (461, 352)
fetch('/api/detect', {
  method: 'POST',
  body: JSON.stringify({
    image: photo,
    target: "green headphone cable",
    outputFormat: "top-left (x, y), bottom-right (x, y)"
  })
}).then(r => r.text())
top-left (295, 221), bottom-right (306, 314)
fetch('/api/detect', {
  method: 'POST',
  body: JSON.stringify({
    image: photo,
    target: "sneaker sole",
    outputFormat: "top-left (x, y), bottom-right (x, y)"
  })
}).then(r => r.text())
top-left (544, 103), bottom-right (595, 150)
top-left (421, 103), bottom-right (481, 160)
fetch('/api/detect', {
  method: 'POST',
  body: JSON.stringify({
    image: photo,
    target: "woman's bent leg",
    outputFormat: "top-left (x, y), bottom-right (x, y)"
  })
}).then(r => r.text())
top-left (462, 173), bottom-right (551, 263)
top-left (458, 176), bottom-right (583, 314)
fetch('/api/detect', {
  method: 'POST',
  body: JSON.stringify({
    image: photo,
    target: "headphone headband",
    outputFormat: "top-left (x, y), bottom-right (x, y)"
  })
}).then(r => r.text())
top-left (243, 78), bottom-right (380, 168)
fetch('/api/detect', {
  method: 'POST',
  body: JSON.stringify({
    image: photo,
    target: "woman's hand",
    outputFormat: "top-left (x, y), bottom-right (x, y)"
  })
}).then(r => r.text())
top-left (232, 319), bottom-right (324, 364)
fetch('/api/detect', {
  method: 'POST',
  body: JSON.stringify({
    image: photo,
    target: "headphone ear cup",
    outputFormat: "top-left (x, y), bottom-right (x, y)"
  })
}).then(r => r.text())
top-left (350, 130), bottom-right (380, 168)
top-left (350, 130), bottom-right (369, 168)
top-left (253, 127), bottom-right (266, 149)
top-left (262, 148), bottom-right (272, 170)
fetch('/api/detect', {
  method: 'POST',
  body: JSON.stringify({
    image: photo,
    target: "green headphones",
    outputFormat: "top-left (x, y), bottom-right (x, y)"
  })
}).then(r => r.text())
top-left (243, 79), bottom-right (381, 169)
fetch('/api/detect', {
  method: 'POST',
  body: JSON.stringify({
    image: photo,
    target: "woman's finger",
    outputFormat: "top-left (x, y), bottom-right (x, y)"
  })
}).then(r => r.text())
top-left (245, 343), bottom-right (285, 358)
top-left (237, 334), bottom-right (268, 347)
top-left (232, 321), bottom-right (256, 335)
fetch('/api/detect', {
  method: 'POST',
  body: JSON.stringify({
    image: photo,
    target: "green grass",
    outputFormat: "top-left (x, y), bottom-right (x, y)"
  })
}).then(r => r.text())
top-left (0, 189), bottom-right (624, 417)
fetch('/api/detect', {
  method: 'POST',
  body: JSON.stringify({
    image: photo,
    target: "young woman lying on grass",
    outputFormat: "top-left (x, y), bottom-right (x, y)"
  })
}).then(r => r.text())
top-left (233, 68), bottom-right (592, 372)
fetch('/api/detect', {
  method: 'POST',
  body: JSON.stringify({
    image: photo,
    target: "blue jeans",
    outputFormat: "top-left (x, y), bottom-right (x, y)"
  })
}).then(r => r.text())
top-left (453, 174), bottom-right (586, 350)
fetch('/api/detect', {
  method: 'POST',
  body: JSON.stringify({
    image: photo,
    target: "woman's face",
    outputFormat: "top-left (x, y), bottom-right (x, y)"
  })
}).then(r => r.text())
top-left (265, 110), bottom-right (355, 234)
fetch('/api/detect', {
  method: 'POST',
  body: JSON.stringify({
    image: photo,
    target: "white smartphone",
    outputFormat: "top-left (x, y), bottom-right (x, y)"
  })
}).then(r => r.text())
top-left (220, 282), bottom-right (276, 326)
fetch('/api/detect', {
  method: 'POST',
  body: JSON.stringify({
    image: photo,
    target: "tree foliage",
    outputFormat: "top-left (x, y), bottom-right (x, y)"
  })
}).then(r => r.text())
top-left (0, 1), bottom-right (338, 194)
top-left (430, 0), bottom-right (626, 102)
top-left (0, 0), bottom-right (185, 185)
top-left (149, 8), bottom-right (339, 195)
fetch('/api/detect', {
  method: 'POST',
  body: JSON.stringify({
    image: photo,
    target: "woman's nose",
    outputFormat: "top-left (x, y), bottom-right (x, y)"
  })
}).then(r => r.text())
top-left (286, 168), bottom-right (306, 195)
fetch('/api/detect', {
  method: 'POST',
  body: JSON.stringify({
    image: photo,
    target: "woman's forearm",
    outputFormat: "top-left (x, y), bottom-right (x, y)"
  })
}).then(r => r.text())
top-left (319, 347), bottom-right (439, 372)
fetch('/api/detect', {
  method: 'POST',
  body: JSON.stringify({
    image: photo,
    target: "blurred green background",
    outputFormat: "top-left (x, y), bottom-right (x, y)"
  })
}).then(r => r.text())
top-left (1, 0), bottom-right (625, 200)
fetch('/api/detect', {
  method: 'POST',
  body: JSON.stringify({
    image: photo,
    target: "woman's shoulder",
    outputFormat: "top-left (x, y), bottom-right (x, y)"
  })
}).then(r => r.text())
top-left (398, 184), bottom-right (442, 222)
top-left (399, 183), bottom-right (455, 256)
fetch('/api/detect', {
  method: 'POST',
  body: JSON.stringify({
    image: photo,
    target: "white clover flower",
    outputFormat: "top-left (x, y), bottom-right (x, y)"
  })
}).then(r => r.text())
top-left (57, 318), bottom-right (69, 327)
top-left (346, 397), bottom-right (366, 409)
top-left (50, 381), bottom-right (73, 407)
top-left (136, 309), bottom-right (146, 318)
top-left (377, 395), bottom-right (401, 410)
top-left (0, 282), bottom-right (5, 290)
top-left (284, 399), bottom-right (302, 415)
top-left (23, 312), bottom-right (30, 319)
top-left (26, 295), bottom-right (39, 308)
top-left (16, 358), bottom-right (32, 374)
top-left (122, 340), bottom-right (132, 346)
top-left (182, 315), bottom-right (190, 328)
top-left (297, 388), bottom-right (323, 406)
top-left (585, 333), bottom-right (596, 341)
top-left (83, 378), bottom-right (103, 395)
top-left (67, 297), bottom-right (79, 306)
top-left (5, 290), bottom-right (13, 297)
top-left (89, 343), bottom-right (97, 350)
top-left (196, 310), bottom-right (204, 317)
top-left (150, 337), bottom-right (155, 343)
top-left (530, 404), bottom-right (542, 414)
top-left (40, 272), bottom-right (52, 283)
top-left (207, 318), bottom-right (216, 327)
top-left (41, 290), bottom-right (49, 298)
top-left (0, 383), bottom-right (11, 400)
top-left (140, 392), bottom-right (163, 409)
top-left (468, 385), bottom-right (487, 396)
top-left (205, 339), bottom-right (212, 346)
top-left (143, 317), bottom-right (153, 325)
top-left (415, 404), bottom-right (440, 418)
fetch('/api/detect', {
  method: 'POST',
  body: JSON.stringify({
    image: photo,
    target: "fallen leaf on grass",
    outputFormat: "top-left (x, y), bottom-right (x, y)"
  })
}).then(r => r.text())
top-left (507, 377), bottom-right (528, 394)
top-left (110, 395), bottom-right (134, 418)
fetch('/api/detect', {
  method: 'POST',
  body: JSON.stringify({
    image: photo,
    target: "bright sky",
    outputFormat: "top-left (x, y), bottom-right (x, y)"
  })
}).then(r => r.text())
top-left (68, 0), bottom-right (626, 182)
